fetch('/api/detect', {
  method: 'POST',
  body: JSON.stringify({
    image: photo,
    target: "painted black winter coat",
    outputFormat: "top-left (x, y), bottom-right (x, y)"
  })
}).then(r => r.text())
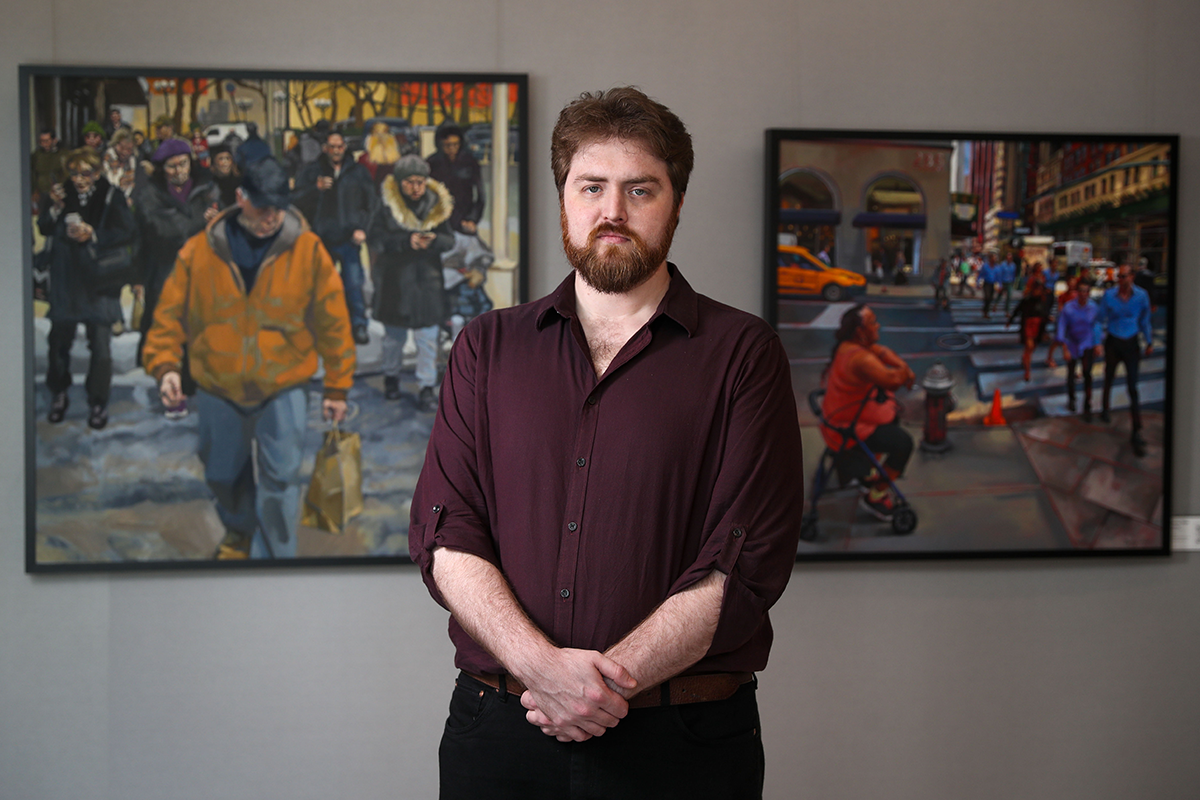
top-left (291, 155), bottom-right (375, 248)
top-left (368, 176), bottom-right (454, 330)
top-left (37, 176), bottom-right (136, 324)
top-left (132, 172), bottom-right (219, 334)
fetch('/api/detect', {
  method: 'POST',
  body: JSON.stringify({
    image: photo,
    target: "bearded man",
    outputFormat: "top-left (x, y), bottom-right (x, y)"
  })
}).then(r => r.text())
top-left (409, 87), bottom-right (805, 799)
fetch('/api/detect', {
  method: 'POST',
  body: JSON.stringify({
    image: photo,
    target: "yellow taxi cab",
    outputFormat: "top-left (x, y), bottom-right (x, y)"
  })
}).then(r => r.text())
top-left (777, 245), bottom-right (868, 301)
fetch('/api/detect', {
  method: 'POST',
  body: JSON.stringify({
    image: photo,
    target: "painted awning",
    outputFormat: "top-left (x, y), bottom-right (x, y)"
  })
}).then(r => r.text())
top-left (852, 212), bottom-right (927, 229)
top-left (779, 208), bottom-right (842, 226)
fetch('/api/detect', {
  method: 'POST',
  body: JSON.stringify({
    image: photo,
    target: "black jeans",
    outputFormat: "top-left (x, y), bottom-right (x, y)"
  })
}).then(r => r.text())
top-left (46, 319), bottom-right (112, 407)
top-left (981, 282), bottom-right (995, 315)
top-left (1066, 349), bottom-right (1095, 411)
top-left (834, 422), bottom-right (914, 487)
top-left (1102, 334), bottom-right (1142, 429)
top-left (439, 672), bottom-right (764, 800)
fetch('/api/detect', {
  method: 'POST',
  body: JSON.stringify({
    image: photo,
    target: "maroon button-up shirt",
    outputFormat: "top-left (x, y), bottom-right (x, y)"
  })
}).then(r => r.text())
top-left (410, 265), bottom-right (804, 676)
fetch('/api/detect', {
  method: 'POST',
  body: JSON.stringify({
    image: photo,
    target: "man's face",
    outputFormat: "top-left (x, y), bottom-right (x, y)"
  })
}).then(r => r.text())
top-left (109, 110), bottom-right (122, 124)
top-left (38, 133), bottom-right (55, 152)
top-left (560, 137), bottom-right (680, 295)
top-left (213, 152), bottom-right (233, 177)
top-left (163, 154), bottom-right (191, 186)
top-left (1118, 265), bottom-right (1133, 289)
top-left (401, 174), bottom-right (427, 202)
top-left (83, 131), bottom-right (103, 149)
top-left (69, 163), bottom-right (97, 195)
top-left (115, 138), bottom-right (135, 159)
top-left (442, 134), bottom-right (462, 160)
top-left (157, 124), bottom-right (173, 141)
top-left (236, 190), bottom-right (286, 238)
top-left (323, 134), bottom-right (347, 165)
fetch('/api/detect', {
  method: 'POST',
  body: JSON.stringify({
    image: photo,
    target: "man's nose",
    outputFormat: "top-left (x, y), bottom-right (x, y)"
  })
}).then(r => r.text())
top-left (602, 192), bottom-right (627, 224)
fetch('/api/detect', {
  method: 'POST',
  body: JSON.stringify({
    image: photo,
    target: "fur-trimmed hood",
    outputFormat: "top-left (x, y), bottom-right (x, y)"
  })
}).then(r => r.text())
top-left (380, 174), bottom-right (453, 231)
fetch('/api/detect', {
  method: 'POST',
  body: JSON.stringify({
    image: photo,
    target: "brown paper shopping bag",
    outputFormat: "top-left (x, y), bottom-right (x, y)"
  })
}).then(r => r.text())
top-left (301, 424), bottom-right (364, 534)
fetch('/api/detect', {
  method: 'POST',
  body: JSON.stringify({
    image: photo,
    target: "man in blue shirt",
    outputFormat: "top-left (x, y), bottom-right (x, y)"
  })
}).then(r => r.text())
top-left (978, 252), bottom-right (999, 318)
top-left (998, 254), bottom-right (1017, 315)
top-left (1056, 278), bottom-right (1102, 419)
top-left (1096, 264), bottom-right (1154, 456)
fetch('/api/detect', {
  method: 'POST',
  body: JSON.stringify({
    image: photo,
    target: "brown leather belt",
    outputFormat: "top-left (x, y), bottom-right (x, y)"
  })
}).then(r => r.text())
top-left (464, 671), bottom-right (754, 709)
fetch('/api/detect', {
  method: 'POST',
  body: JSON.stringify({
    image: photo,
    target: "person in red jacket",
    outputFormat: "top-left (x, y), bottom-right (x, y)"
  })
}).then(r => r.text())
top-left (821, 304), bottom-right (916, 520)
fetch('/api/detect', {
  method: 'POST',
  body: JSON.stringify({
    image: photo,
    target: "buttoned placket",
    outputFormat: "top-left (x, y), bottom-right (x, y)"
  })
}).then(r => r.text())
top-left (550, 320), bottom-right (656, 642)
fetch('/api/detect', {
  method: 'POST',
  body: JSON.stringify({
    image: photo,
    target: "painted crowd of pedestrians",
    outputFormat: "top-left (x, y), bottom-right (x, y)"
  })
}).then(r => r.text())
top-left (29, 107), bottom-right (499, 559)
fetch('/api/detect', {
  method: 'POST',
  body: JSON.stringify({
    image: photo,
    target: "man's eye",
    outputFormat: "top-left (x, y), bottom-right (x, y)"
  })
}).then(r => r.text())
top-left (583, 185), bottom-right (601, 194)
top-left (631, 188), bottom-right (648, 197)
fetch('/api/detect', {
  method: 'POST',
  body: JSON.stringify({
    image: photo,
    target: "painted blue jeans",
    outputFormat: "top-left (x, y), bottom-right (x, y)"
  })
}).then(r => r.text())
top-left (194, 386), bottom-right (309, 558)
top-left (328, 241), bottom-right (367, 329)
top-left (382, 323), bottom-right (439, 388)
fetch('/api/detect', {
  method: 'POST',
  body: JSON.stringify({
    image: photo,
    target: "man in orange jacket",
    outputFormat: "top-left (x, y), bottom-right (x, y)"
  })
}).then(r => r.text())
top-left (143, 157), bottom-right (356, 559)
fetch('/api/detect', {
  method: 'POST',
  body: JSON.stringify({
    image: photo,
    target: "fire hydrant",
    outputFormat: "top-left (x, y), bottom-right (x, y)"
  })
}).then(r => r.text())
top-left (921, 360), bottom-right (955, 453)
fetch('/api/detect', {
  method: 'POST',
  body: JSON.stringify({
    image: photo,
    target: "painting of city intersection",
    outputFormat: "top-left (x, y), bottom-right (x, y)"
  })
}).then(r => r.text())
top-left (22, 66), bottom-right (527, 571)
top-left (765, 129), bottom-right (1176, 559)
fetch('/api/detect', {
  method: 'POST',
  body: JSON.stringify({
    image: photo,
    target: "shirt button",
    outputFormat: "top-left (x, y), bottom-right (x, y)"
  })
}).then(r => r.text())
top-left (432, 505), bottom-right (442, 513)
top-left (587, 396), bottom-right (597, 405)
top-left (567, 522), bottom-right (578, 532)
top-left (576, 457), bottom-right (586, 467)
top-left (732, 527), bottom-right (744, 538)
top-left (560, 588), bottom-right (571, 598)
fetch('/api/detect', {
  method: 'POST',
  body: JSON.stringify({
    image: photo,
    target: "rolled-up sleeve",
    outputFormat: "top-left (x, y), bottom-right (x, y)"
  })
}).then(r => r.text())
top-left (667, 333), bottom-right (805, 658)
top-left (410, 323), bottom-right (500, 609)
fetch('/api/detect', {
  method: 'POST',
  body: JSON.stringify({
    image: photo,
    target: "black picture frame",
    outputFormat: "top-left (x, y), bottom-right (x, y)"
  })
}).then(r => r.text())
top-left (765, 128), bottom-right (1175, 560)
top-left (23, 64), bottom-right (529, 572)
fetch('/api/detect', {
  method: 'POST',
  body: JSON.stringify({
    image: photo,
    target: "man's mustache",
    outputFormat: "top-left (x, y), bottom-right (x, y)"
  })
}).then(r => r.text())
top-left (589, 223), bottom-right (642, 243)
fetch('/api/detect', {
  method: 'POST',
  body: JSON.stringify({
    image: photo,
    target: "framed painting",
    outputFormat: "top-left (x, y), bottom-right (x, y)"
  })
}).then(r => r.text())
top-left (765, 129), bottom-right (1175, 559)
top-left (22, 65), bottom-right (529, 571)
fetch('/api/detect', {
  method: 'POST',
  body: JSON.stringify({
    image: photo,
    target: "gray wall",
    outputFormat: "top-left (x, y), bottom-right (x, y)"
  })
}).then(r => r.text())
top-left (4, 1), bottom-right (1199, 798)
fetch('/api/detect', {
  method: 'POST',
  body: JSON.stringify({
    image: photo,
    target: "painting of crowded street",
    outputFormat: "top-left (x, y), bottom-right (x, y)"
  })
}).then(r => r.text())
top-left (22, 66), bottom-right (528, 572)
top-left (765, 129), bottom-right (1176, 559)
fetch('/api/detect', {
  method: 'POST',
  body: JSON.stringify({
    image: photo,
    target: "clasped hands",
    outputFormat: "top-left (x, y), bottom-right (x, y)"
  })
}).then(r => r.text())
top-left (514, 645), bottom-right (639, 743)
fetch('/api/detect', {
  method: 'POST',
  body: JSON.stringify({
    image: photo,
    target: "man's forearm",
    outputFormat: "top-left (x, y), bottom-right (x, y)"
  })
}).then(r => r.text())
top-left (603, 569), bottom-right (727, 697)
top-left (429, 546), bottom-right (554, 672)
top-left (430, 546), bottom-right (636, 742)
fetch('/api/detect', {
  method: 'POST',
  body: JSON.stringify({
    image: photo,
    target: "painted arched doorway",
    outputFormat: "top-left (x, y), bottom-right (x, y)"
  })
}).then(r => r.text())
top-left (854, 174), bottom-right (927, 277)
top-left (779, 168), bottom-right (840, 262)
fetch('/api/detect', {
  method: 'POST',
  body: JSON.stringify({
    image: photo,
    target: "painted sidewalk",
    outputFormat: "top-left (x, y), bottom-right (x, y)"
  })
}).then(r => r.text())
top-left (797, 409), bottom-right (1162, 556)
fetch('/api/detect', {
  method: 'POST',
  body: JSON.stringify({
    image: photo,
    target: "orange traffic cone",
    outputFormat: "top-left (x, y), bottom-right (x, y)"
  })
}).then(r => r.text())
top-left (983, 388), bottom-right (1007, 426)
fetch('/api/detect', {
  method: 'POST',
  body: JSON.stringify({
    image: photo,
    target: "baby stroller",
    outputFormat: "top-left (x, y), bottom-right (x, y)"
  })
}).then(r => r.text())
top-left (802, 388), bottom-right (918, 540)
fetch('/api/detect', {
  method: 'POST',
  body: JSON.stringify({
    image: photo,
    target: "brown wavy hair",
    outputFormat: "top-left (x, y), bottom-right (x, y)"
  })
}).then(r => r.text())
top-left (550, 87), bottom-right (693, 208)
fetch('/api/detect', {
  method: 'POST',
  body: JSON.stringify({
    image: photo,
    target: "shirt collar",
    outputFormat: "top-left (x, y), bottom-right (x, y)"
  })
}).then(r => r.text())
top-left (535, 262), bottom-right (699, 337)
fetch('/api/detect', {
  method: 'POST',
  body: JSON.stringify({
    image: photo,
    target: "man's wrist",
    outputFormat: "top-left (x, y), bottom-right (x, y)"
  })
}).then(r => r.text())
top-left (502, 636), bottom-right (559, 684)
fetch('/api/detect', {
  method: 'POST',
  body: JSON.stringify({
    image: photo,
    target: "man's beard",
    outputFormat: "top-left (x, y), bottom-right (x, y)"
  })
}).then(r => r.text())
top-left (561, 207), bottom-right (678, 295)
